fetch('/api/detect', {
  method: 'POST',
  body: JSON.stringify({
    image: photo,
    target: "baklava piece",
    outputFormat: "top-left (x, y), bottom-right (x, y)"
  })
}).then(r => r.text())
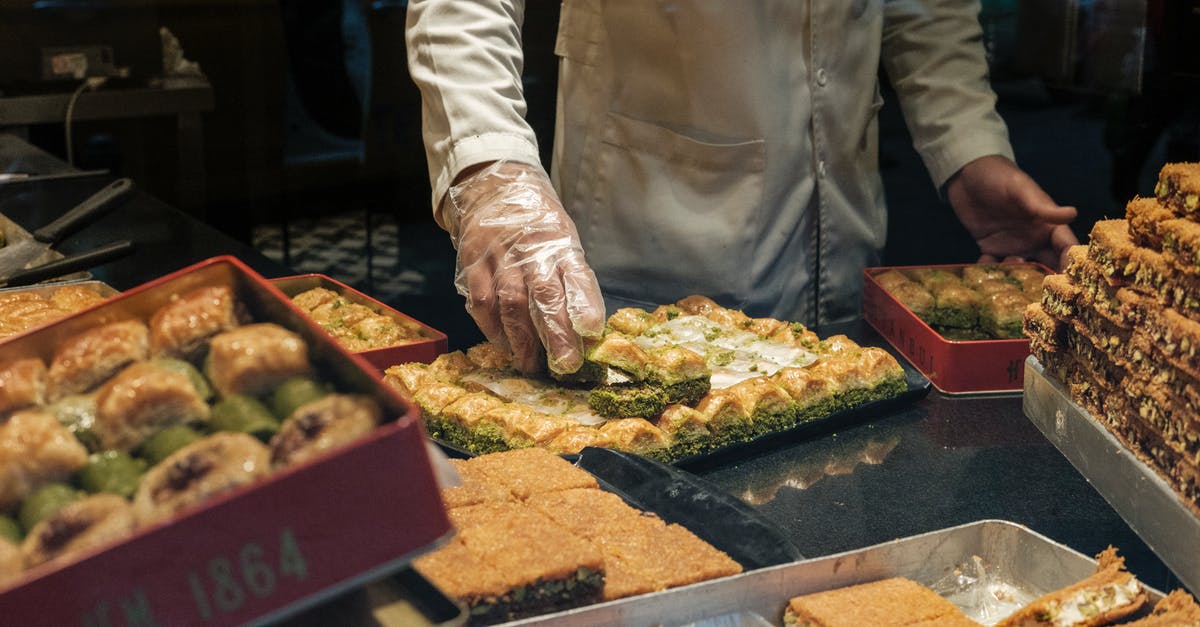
top-left (0, 358), bottom-right (47, 416)
top-left (980, 290), bottom-right (1032, 339)
top-left (149, 285), bottom-right (246, 361)
top-left (597, 418), bottom-right (670, 458)
top-left (21, 494), bottom-right (135, 569)
top-left (46, 319), bottom-right (150, 401)
top-left (1087, 220), bottom-right (1139, 284)
top-left (133, 432), bottom-right (271, 527)
top-left (269, 394), bottom-right (382, 468)
top-left (927, 282), bottom-right (980, 330)
top-left (451, 503), bottom-right (605, 624)
top-left (1155, 162), bottom-right (1200, 215)
top-left (1159, 217), bottom-right (1200, 275)
top-left (47, 284), bottom-right (106, 313)
top-left (0, 410), bottom-right (88, 511)
top-left (205, 323), bottom-right (312, 398)
top-left (92, 360), bottom-right (211, 451)
top-left (1126, 195), bottom-right (1177, 249)
top-left (1023, 302), bottom-right (1067, 353)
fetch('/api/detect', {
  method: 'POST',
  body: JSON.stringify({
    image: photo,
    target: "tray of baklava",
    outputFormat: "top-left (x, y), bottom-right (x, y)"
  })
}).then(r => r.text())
top-left (862, 262), bottom-right (1050, 394)
top-left (383, 296), bottom-right (930, 467)
top-left (0, 256), bottom-right (452, 626)
top-left (0, 279), bottom-right (117, 340)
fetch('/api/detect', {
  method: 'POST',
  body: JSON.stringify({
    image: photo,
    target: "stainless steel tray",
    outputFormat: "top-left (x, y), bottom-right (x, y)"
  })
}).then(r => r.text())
top-left (508, 519), bottom-right (1160, 626)
top-left (0, 212), bottom-right (89, 283)
top-left (1023, 355), bottom-right (1200, 595)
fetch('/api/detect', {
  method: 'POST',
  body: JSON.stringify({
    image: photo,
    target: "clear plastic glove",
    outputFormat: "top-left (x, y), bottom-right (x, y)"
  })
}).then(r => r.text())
top-left (947, 155), bottom-right (1080, 270)
top-left (445, 161), bottom-right (606, 374)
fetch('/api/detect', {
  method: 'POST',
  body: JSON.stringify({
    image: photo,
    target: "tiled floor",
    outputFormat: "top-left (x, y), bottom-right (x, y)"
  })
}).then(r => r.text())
top-left (252, 211), bottom-right (486, 350)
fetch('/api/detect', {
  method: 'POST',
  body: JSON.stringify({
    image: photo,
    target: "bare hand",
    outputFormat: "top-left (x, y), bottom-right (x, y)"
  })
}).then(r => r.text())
top-left (946, 155), bottom-right (1079, 270)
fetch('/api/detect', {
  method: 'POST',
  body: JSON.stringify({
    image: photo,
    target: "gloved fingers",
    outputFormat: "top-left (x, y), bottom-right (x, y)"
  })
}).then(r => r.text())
top-left (527, 276), bottom-right (583, 375)
top-left (494, 264), bottom-right (543, 374)
top-left (457, 258), bottom-right (509, 356)
top-left (560, 257), bottom-right (606, 339)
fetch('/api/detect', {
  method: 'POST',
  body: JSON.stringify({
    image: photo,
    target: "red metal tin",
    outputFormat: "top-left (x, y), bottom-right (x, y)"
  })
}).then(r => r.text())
top-left (861, 263), bottom-right (1049, 394)
top-left (0, 256), bottom-right (452, 626)
top-left (270, 274), bottom-right (447, 372)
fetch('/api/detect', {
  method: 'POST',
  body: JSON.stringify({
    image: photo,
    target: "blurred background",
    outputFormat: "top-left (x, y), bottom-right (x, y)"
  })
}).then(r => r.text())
top-left (0, 0), bottom-right (1197, 340)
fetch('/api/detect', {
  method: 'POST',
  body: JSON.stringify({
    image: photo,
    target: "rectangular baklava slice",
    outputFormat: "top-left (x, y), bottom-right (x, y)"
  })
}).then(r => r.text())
top-left (980, 289), bottom-right (1033, 339)
top-left (1088, 220), bottom-right (1139, 284)
top-left (1126, 195), bottom-right (1178, 249)
top-left (1155, 162), bottom-right (1200, 215)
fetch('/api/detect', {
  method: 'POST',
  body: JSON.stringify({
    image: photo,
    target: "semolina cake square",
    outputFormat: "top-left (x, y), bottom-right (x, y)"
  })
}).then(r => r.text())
top-left (591, 517), bottom-right (742, 589)
top-left (599, 553), bottom-right (659, 600)
top-left (453, 503), bottom-right (606, 621)
top-left (783, 577), bottom-right (968, 627)
top-left (523, 488), bottom-right (677, 600)
top-left (441, 458), bottom-right (515, 509)
top-left (411, 536), bottom-right (512, 610)
top-left (525, 487), bottom-right (663, 540)
top-left (466, 446), bottom-right (599, 500)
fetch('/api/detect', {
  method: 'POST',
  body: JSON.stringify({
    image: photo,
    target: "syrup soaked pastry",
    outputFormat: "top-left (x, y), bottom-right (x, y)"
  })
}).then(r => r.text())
top-left (205, 323), bottom-right (312, 398)
top-left (149, 285), bottom-right (246, 361)
top-left (0, 358), bottom-right (47, 416)
top-left (132, 432), bottom-right (270, 527)
top-left (387, 295), bottom-right (905, 461)
top-left (269, 394), bottom-right (382, 468)
top-left (0, 410), bottom-right (88, 511)
top-left (92, 361), bottom-right (211, 451)
top-left (21, 494), bottom-right (135, 569)
top-left (46, 320), bottom-right (149, 401)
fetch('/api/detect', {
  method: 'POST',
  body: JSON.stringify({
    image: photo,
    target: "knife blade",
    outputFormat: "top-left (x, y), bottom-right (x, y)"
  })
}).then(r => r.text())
top-left (0, 239), bottom-right (134, 288)
top-left (0, 177), bottom-right (134, 276)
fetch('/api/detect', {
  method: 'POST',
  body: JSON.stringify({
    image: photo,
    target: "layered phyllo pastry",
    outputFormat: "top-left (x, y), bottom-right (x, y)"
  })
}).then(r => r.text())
top-left (872, 263), bottom-right (1048, 340)
top-left (386, 295), bottom-right (906, 462)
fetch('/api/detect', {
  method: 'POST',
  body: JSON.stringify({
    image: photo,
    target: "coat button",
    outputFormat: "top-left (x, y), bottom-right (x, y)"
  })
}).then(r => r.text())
top-left (816, 68), bottom-right (828, 86)
top-left (817, 160), bottom-right (827, 179)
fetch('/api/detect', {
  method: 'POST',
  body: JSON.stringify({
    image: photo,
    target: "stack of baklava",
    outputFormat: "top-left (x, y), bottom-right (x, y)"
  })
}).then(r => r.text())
top-left (1024, 162), bottom-right (1200, 517)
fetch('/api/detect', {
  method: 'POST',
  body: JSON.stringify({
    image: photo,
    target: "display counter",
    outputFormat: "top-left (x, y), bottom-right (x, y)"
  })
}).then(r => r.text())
top-left (0, 165), bottom-right (1186, 622)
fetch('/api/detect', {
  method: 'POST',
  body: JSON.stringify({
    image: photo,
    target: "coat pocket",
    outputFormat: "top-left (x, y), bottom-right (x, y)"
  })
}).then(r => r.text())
top-left (578, 112), bottom-right (766, 308)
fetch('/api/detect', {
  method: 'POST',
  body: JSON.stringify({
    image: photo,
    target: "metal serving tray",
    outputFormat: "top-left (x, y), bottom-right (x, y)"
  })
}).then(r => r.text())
top-left (0, 212), bottom-right (88, 283)
top-left (1023, 356), bottom-right (1200, 595)
top-left (507, 519), bottom-right (1163, 626)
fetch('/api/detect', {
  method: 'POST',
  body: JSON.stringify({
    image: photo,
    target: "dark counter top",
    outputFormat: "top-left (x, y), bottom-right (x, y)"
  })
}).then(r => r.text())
top-left (0, 172), bottom-right (288, 287)
top-left (0, 152), bottom-right (1186, 616)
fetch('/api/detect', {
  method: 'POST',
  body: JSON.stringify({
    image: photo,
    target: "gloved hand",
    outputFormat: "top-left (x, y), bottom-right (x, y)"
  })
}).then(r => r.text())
top-left (947, 155), bottom-right (1080, 270)
top-left (445, 160), bottom-right (606, 374)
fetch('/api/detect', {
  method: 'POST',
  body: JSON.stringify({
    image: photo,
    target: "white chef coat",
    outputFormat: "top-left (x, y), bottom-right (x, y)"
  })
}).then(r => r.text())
top-left (406, 0), bottom-right (1014, 325)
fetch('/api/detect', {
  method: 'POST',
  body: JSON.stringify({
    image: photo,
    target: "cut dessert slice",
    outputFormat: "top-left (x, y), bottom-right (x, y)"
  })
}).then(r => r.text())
top-left (1155, 162), bottom-right (1200, 215)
